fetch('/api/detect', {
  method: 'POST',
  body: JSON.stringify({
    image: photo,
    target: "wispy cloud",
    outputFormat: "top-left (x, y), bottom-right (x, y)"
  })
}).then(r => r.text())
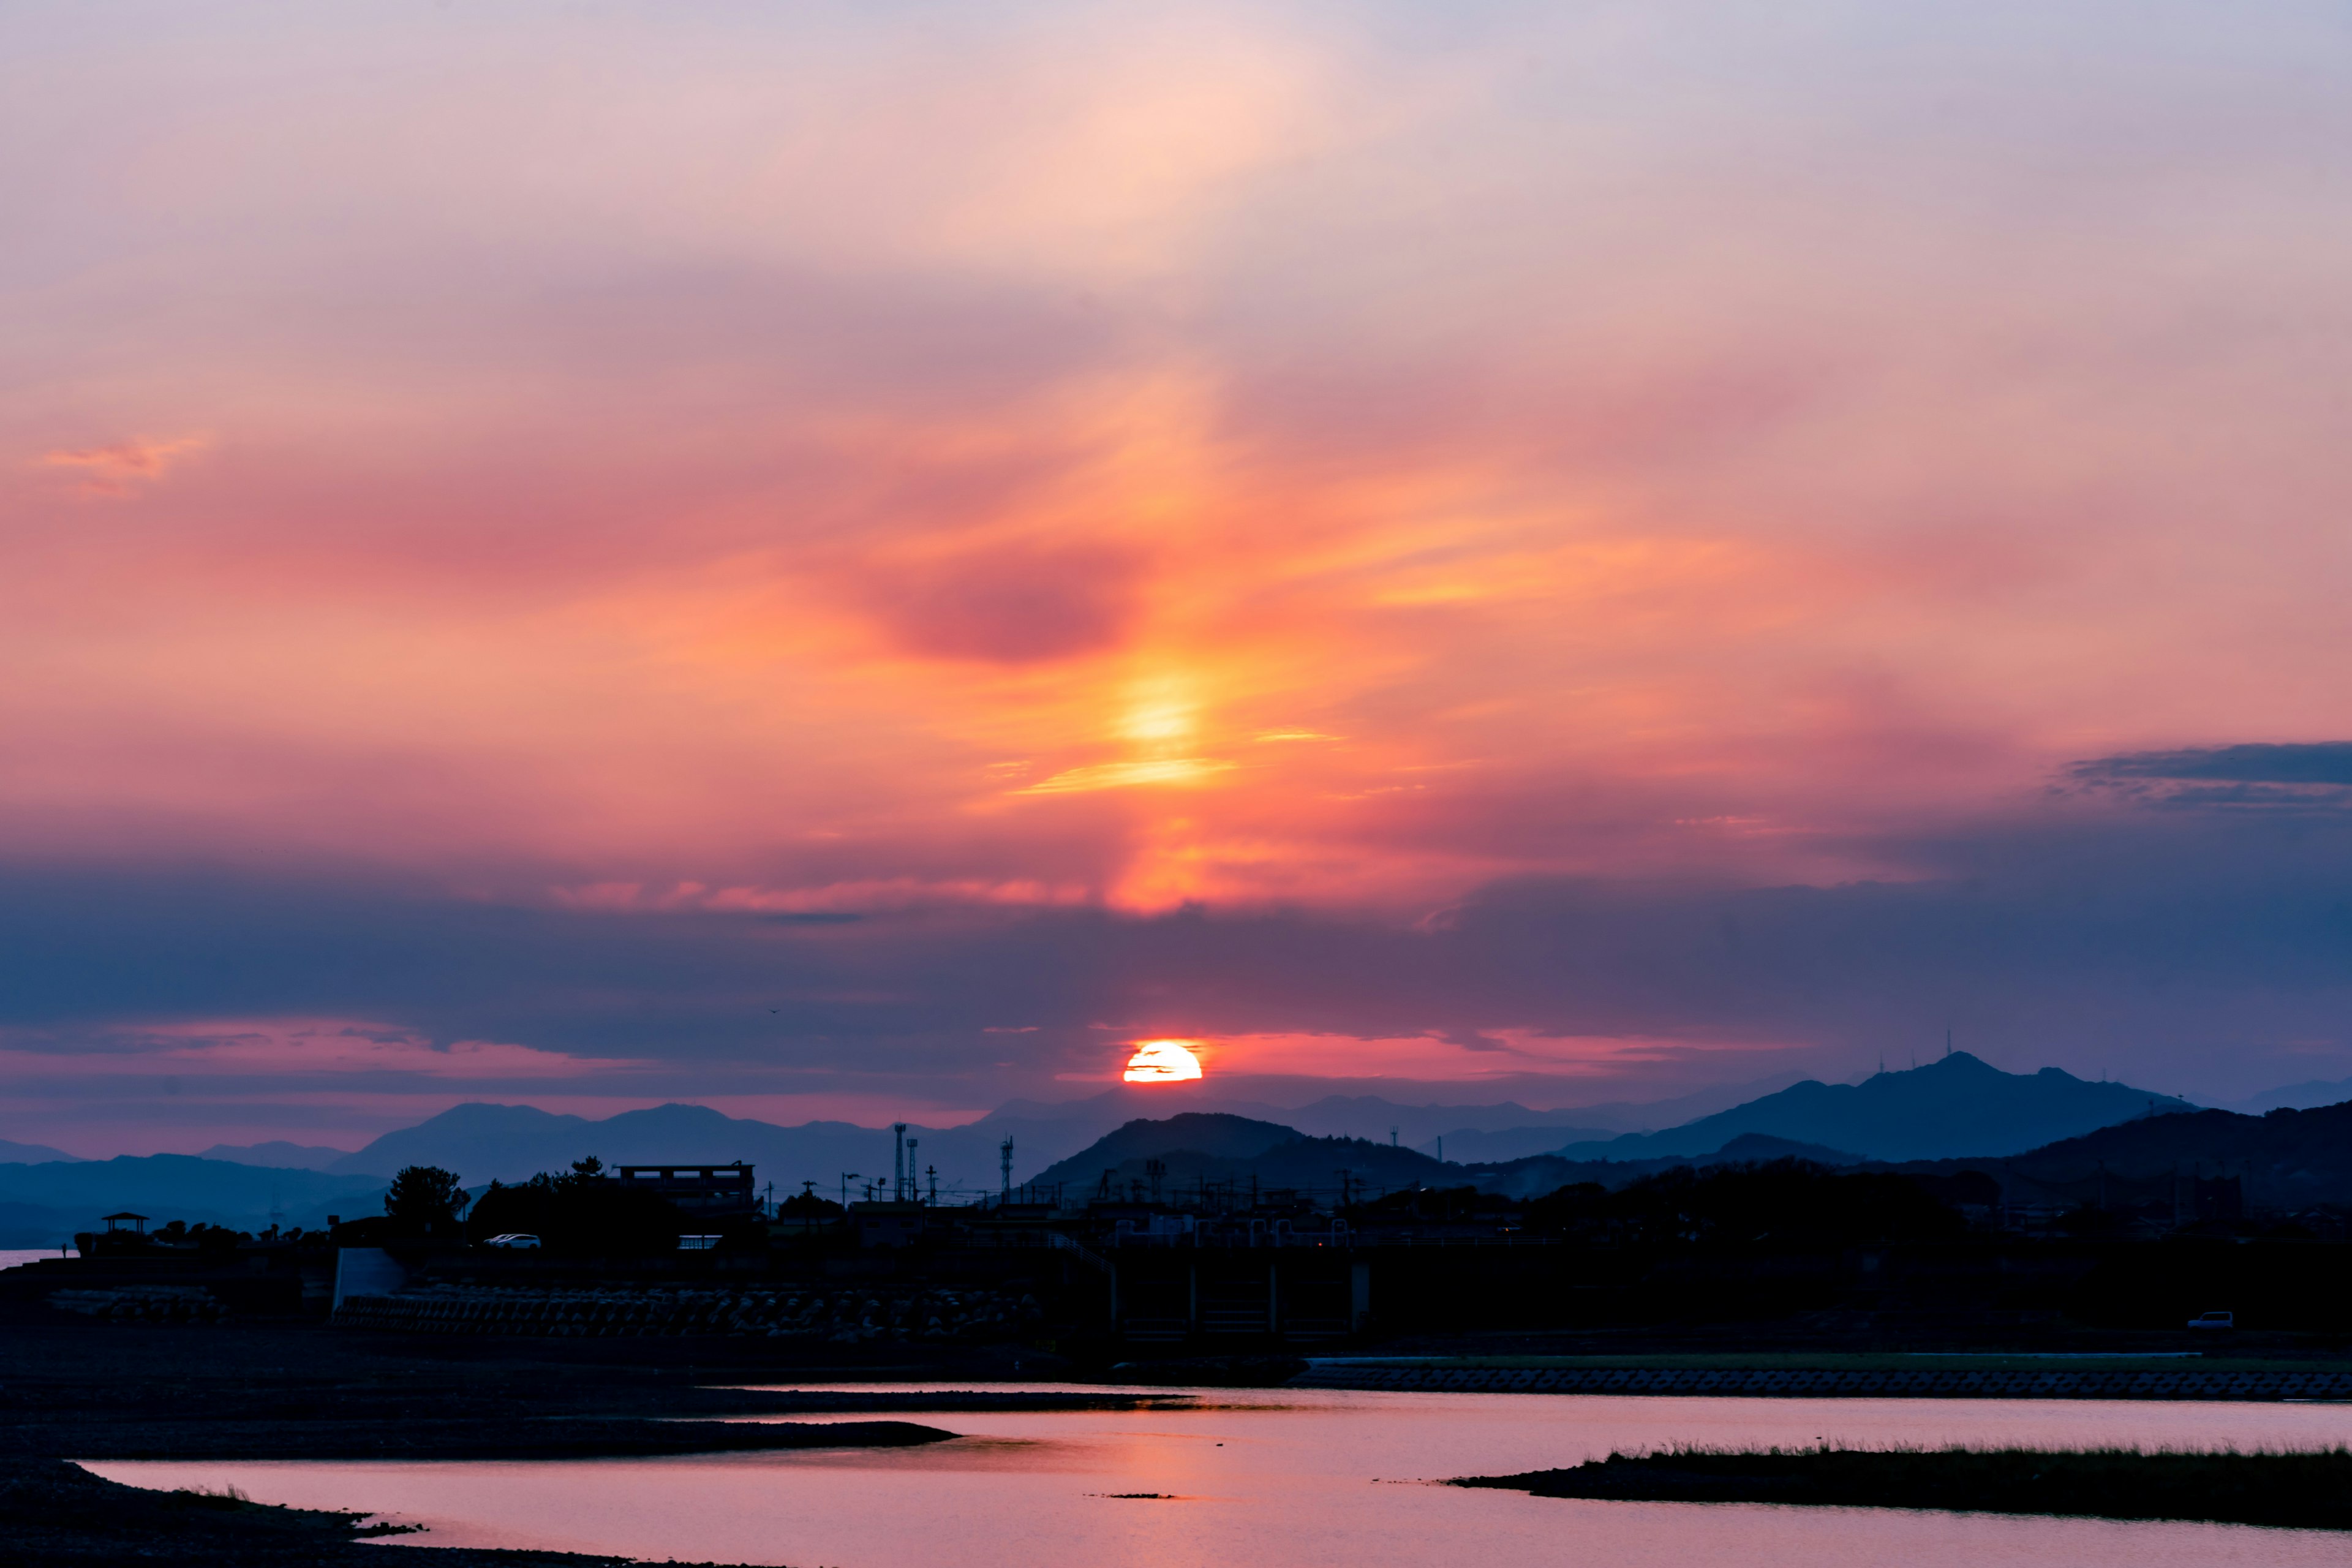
top-left (39, 437), bottom-right (208, 496)
top-left (2066, 743), bottom-right (2352, 812)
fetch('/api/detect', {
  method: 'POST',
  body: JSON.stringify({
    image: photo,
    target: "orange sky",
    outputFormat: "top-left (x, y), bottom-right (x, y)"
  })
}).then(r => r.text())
top-left (6, 3), bottom-right (2352, 1150)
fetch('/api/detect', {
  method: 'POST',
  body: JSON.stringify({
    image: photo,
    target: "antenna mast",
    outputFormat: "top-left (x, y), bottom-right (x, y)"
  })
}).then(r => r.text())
top-left (1000, 1136), bottom-right (1015, 1200)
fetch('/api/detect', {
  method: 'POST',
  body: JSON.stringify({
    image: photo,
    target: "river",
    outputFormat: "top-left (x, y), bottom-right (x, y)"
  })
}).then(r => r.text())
top-left (84, 1384), bottom-right (2352, 1567)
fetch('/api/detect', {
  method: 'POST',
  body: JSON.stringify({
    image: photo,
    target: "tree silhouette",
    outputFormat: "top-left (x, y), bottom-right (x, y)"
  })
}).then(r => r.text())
top-left (385, 1165), bottom-right (469, 1233)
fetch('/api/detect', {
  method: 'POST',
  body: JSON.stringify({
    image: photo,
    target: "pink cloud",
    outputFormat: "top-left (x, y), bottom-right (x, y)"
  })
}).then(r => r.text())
top-left (39, 436), bottom-right (207, 496)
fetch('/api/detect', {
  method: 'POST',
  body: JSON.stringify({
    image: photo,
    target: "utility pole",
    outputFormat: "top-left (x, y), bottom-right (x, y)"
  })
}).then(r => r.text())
top-left (840, 1172), bottom-right (858, 1210)
top-left (927, 1165), bottom-right (938, 1205)
top-left (892, 1123), bottom-right (908, 1201)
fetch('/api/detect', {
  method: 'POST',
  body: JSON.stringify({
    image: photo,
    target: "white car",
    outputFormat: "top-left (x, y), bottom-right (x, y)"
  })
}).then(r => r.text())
top-left (2187, 1310), bottom-right (2234, 1330)
top-left (482, 1232), bottom-right (541, 1250)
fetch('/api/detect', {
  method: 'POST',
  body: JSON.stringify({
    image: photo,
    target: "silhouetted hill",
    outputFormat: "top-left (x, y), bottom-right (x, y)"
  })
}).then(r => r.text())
top-left (301, 1079), bottom-right (1837, 1198)
top-left (0, 1156), bottom-right (387, 1244)
top-left (2227, 1077), bottom-right (2352, 1114)
top-left (1028, 1114), bottom-right (1304, 1188)
top-left (1709, 1132), bottom-right (1863, 1164)
top-left (1560, 1054), bottom-right (2193, 1163)
top-left (1028, 1113), bottom-right (1872, 1205)
top-left (331, 1099), bottom-right (1137, 1197)
top-left (1898, 1098), bottom-right (2352, 1210)
top-left (1029, 1114), bottom-right (1456, 1200)
top-left (333, 1102), bottom-right (918, 1188)
top-left (197, 1140), bottom-right (355, 1170)
top-left (0, 1139), bottom-right (77, 1165)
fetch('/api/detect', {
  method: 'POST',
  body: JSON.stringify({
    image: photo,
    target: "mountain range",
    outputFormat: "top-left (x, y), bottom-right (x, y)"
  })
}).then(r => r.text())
top-left (1552, 1054), bottom-right (2193, 1163)
top-left (0, 1157), bottom-right (388, 1247)
top-left (0, 1054), bottom-right (2321, 1245)
top-left (1889, 1099), bottom-right (2352, 1213)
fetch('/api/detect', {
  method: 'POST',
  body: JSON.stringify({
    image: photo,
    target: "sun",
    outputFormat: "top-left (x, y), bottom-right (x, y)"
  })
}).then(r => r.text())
top-left (1122, 1039), bottom-right (1205, 1083)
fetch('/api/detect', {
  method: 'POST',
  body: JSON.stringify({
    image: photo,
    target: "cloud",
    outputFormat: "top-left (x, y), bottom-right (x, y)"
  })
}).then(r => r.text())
top-left (0, 1018), bottom-right (627, 1082)
top-left (1016, 758), bottom-right (1234, 794)
top-left (39, 437), bottom-right (208, 496)
top-left (859, 541), bottom-right (1143, 664)
top-left (1, 780), bottom-right (2350, 1146)
top-left (2067, 743), bottom-right (2352, 812)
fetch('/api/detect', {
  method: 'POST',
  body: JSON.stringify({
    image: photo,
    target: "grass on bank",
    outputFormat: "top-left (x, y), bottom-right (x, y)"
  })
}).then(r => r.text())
top-left (1453, 1445), bottom-right (2352, 1530)
top-left (1345, 1352), bottom-right (2352, 1373)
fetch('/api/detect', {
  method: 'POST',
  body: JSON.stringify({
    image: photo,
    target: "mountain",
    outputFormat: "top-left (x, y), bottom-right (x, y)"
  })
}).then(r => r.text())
top-left (333, 1101), bottom-right (1075, 1197)
top-left (1423, 1133), bottom-right (1866, 1201)
top-left (1898, 1099), bottom-right (2352, 1212)
top-left (2225, 1079), bottom-right (2352, 1115)
top-left (0, 1203), bottom-right (84, 1250)
top-left (333, 1103), bottom-right (911, 1189)
top-left (197, 1141), bottom-right (356, 1170)
top-left (1029, 1113), bottom-right (1303, 1183)
top-left (312, 1077), bottom-right (1838, 1199)
top-left (1030, 1114), bottom-right (1456, 1200)
top-left (1021, 1113), bottom-right (1863, 1205)
top-left (323, 1091), bottom-right (1616, 1197)
top-left (0, 1156), bottom-right (388, 1244)
top-left (1512, 1072), bottom-right (1815, 1136)
top-left (1268, 1097), bottom-right (1609, 1144)
top-left (0, 1139), bottom-right (78, 1164)
top-left (1419, 1126), bottom-right (1615, 1164)
top-left (1555, 1054), bottom-right (2193, 1164)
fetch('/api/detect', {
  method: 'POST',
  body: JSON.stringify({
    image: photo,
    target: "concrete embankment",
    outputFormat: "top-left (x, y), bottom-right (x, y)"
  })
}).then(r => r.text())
top-left (334, 1283), bottom-right (1041, 1342)
top-left (1297, 1363), bottom-right (2352, 1400)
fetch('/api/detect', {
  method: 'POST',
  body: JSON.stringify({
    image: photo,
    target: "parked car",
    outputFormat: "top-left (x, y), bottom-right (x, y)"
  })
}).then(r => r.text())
top-left (2187, 1310), bottom-right (2234, 1330)
top-left (482, 1232), bottom-right (541, 1250)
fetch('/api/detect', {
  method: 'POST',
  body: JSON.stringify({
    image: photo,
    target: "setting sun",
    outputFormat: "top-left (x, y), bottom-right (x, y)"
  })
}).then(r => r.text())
top-left (1121, 1039), bottom-right (1205, 1083)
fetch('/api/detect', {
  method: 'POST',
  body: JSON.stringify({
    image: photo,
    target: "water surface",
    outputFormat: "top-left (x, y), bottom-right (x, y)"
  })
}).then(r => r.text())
top-left (87, 1385), bottom-right (2352, 1567)
top-left (0, 1248), bottom-right (72, 1270)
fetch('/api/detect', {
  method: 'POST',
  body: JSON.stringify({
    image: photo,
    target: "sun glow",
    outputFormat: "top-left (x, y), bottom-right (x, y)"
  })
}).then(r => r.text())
top-left (1121, 1039), bottom-right (1205, 1082)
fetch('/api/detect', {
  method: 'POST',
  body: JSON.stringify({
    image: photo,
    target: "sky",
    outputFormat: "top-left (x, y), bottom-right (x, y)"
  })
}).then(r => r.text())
top-left (6, 1), bottom-right (2352, 1155)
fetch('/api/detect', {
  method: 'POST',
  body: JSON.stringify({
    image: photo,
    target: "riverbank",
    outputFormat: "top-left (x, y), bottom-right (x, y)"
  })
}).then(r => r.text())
top-left (0, 1456), bottom-right (778, 1566)
top-left (0, 1313), bottom-right (1200, 1466)
top-left (1455, 1446), bottom-right (2352, 1529)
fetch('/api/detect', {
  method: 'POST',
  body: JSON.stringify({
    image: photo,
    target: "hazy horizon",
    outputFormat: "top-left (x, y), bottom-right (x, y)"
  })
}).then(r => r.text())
top-left (20, 1049), bottom-right (2337, 1164)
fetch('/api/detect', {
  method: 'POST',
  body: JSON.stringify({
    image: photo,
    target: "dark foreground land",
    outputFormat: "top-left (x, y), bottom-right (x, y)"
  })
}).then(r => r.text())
top-left (1456, 1446), bottom-right (2352, 1530)
top-left (0, 1455), bottom-right (725, 1566)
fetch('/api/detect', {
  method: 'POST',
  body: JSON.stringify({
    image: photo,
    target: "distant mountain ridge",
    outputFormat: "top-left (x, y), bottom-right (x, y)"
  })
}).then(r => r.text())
top-left (1022, 1114), bottom-right (1872, 1204)
top-left (1554, 1054), bottom-right (2194, 1163)
top-left (1028, 1113), bottom-right (1455, 1198)
top-left (196, 1140), bottom-right (355, 1170)
top-left (0, 1156), bottom-right (387, 1246)
top-left (45, 1055), bottom-right (2269, 1209)
top-left (1893, 1099), bottom-right (2352, 1211)
top-left (2225, 1077), bottom-right (2352, 1115)
top-left (310, 1084), bottom-right (1706, 1194)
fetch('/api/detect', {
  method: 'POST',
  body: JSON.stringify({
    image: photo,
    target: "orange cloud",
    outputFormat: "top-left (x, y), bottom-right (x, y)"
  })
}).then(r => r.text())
top-left (40, 437), bottom-right (208, 496)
